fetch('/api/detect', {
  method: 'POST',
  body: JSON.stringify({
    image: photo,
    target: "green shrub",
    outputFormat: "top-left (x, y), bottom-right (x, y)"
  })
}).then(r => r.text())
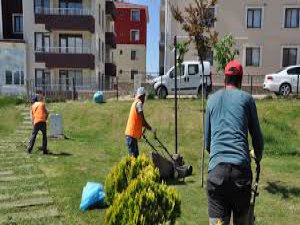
top-left (105, 171), bottom-right (181, 225)
top-left (105, 155), bottom-right (160, 205)
top-left (146, 87), bottom-right (156, 100)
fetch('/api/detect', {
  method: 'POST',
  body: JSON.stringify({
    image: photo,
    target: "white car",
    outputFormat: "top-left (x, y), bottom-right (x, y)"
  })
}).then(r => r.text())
top-left (263, 65), bottom-right (300, 96)
top-left (152, 61), bottom-right (212, 99)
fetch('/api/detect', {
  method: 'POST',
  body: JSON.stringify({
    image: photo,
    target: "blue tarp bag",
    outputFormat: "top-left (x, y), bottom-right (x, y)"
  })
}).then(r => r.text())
top-left (93, 91), bottom-right (105, 104)
top-left (80, 182), bottom-right (105, 211)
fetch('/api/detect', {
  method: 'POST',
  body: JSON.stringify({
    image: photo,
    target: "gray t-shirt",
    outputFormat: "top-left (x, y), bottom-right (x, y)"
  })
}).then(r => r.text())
top-left (136, 101), bottom-right (143, 113)
top-left (205, 89), bottom-right (264, 171)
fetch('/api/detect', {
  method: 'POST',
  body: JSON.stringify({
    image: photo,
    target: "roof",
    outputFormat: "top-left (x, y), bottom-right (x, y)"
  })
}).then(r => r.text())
top-left (115, 1), bottom-right (149, 22)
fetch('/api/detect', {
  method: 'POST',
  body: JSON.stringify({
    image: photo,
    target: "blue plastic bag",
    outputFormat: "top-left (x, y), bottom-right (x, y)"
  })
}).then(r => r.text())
top-left (80, 182), bottom-right (106, 211)
top-left (93, 91), bottom-right (105, 104)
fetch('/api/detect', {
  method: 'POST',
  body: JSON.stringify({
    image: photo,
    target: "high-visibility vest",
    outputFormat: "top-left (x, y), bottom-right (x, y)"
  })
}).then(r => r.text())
top-left (125, 99), bottom-right (143, 139)
top-left (31, 102), bottom-right (47, 125)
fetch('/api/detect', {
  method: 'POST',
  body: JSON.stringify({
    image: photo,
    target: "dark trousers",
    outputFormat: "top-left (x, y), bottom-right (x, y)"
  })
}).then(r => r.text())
top-left (28, 122), bottom-right (47, 153)
top-left (207, 163), bottom-right (252, 225)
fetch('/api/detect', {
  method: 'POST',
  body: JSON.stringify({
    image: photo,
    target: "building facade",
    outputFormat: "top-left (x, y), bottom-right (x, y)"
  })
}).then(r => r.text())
top-left (0, 0), bottom-right (117, 95)
top-left (114, 2), bottom-right (148, 83)
top-left (160, 0), bottom-right (300, 76)
top-left (0, 0), bottom-right (26, 95)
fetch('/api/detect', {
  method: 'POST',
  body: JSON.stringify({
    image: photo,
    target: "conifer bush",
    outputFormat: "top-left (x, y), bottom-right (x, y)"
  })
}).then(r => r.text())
top-left (105, 174), bottom-right (181, 225)
top-left (105, 155), bottom-right (160, 205)
top-left (104, 155), bottom-right (181, 225)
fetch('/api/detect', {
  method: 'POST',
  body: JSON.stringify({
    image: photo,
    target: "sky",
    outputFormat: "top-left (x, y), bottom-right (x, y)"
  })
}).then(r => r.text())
top-left (127, 0), bottom-right (160, 73)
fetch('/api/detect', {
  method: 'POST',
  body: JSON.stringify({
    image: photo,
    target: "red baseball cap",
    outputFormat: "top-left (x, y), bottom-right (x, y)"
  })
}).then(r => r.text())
top-left (224, 60), bottom-right (243, 77)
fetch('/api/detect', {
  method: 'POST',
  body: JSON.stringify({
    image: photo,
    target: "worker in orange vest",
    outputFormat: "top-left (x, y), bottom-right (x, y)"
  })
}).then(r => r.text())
top-left (28, 95), bottom-right (49, 154)
top-left (125, 87), bottom-right (156, 158)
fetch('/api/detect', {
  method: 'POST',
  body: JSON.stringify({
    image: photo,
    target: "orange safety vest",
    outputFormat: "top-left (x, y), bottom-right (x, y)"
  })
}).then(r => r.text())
top-left (125, 99), bottom-right (143, 139)
top-left (31, 102), bottom-right (47, 125)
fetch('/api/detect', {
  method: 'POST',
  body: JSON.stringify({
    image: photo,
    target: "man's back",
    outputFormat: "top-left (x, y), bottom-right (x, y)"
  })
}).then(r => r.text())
top-left (205, 89), bottom-right (263, 172)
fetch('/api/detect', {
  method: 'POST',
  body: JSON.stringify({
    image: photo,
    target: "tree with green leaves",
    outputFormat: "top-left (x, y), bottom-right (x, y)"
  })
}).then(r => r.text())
top-left (213, 34), bottom-right (238, 74)
top-left (171, 0), bottom-right (219, 187)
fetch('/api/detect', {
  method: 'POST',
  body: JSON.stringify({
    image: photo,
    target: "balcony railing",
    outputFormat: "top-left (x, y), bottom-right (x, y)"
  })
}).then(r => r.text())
top-left (35, 7), bottom-right (93, 16)
top-left (35, 47), bottom-right (95, 69)
top-left (35, 46), bottom-right (92, 54)
top-left (35, 7), bottom-right (95, 32)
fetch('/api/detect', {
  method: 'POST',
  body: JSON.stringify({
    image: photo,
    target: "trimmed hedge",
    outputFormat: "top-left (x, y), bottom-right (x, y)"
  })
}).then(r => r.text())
top-left (104, 155), bottom-right (181, 225)
top-left (105, 175), bottom-right (181, 225)
top-left (105, 155), bottom-right (160, 205)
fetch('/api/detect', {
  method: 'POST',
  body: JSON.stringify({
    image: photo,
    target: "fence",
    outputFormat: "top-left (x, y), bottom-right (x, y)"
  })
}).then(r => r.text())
top-left (26, 73), bottom-right (300, 102)
top-left (27, 75), bottom-right (117, 101)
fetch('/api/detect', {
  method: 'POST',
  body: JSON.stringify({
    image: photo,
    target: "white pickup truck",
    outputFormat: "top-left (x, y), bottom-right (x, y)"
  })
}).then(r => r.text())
top-left (152, 61), bottom-right (212, 99)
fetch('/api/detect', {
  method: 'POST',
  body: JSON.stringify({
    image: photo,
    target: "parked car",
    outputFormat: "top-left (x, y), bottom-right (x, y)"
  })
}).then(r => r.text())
top-left (152, 61), bottom-right (212, 99)
top-left (263, 65), bottom-right (300, 96)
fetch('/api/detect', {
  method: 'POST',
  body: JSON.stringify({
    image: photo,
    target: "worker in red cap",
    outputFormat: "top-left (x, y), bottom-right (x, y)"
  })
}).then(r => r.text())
top-left (205, 60), bottom-right (264, 225)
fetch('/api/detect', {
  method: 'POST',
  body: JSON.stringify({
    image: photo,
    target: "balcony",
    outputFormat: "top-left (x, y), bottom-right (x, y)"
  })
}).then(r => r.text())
top-left (35, 47), bottom-right (95, 69)
top-left (105, 1), bottom-right (116, 21)
top-left (105, 32), bottom-right (116, 49)
top-left (35, 7), bottom-right (95, 33)
top-left (105, 63), bottom-right (116, 77)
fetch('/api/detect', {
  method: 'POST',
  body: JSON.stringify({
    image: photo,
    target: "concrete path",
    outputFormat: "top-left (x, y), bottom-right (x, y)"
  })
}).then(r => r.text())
top-left (0, 106), bottom-right (63, 225)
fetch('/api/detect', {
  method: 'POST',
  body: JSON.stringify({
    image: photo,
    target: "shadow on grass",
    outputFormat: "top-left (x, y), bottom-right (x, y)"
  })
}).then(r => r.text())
top-left (265, 181), bottom-right (300, 199)
top-left (165, 178), bottom-right (195, 186)
top-left (47, 152), bottom-right (73, 157)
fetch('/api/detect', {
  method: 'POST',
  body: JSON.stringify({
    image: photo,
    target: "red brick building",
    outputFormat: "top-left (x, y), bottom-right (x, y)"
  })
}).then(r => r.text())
top-left (114, 2), bottom-right (148, 82)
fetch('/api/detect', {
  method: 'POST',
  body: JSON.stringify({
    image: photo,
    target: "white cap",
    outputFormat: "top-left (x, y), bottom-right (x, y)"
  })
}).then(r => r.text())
top-left (136, 87), bottom-right (146, 98)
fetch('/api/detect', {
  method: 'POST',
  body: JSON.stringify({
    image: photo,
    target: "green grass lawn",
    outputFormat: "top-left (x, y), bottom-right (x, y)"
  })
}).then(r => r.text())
top-left (0, 96), bottom-right (22, 139)
top-left (17, 99), bottom-right (300, 224)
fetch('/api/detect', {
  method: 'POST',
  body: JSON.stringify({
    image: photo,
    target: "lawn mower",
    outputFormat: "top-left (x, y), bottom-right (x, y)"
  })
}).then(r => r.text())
top-left (142, 130), bottom-right (193, 180)
top-left (248, 157), bottom-right (261, 225)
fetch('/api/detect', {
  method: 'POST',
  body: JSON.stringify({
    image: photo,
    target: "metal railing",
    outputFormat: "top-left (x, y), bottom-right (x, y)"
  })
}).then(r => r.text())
top-left (35, 46), bottom-right (92, 54)
top-left (35, 7), bottom-right (93, 16)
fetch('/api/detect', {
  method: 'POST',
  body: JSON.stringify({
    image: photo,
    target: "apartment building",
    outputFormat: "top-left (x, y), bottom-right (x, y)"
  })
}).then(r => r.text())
top-left (0, 0), bottom-right (117, 95)
top-left (0, 0), bottom-right (26, 95)
top-left (114, 1), bottom-right (148, 83)
top-left (160, 0), bottom-right (300, 76)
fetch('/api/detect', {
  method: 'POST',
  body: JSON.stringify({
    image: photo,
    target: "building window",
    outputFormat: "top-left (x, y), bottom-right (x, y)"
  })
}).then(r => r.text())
top-left (5, 71), bottom-right (24, 85)
top-left (59, 34), bottom-right (83, 53)
top-left (102, 42), bottom-right (105, 63)
top-left (119, 70), bottom-right (123, 74)
top-left (206, 8), bottom-right (215, 28)
top-left (35, 69), bottom-right (51, 89)
top-left (99, 4), bottom-right (102, 25)
top-left (282, 48), bottom-right (298, 67)
top-left (246, 47), bottom-right (260, 67)
top-left (131, 50), bottom-right (137, 60)
top-left (34, 0), bottom-right (50, 13)
top-left (131, 30), bottom-right (140, 42)
top-left (131, 70), bottom-right (138, 80)
top-left (35, 32), bottom-right (50, 52)
top-left (102, 10), bottom-right (105, 30)
top-left (5, 71), bottom-right (13, 85)
top-left (13, 14), bottom-right (23, 34)
top-left (120, 50), bottom-right (123, 55)
top-left (59, 70), bottom-right (83, 90)
top-left (131, 9), bottom-right (140, 22)
top-left (99, 38), bottom-right (101, 61)
top-left (284, 8), bottom-right (300, 28)
top-left (247, 8), bottom-right (262, 28)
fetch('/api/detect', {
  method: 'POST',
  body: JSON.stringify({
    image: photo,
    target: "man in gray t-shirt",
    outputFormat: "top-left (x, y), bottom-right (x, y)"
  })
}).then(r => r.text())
top-left (205, 61), bottom-right (264, 225)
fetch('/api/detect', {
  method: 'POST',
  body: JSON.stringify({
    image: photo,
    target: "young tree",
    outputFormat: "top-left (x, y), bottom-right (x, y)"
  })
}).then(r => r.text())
top-left (213, 34), bottom-right (238, 74)
top-left (171, 0), bottom-right (218, 187)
